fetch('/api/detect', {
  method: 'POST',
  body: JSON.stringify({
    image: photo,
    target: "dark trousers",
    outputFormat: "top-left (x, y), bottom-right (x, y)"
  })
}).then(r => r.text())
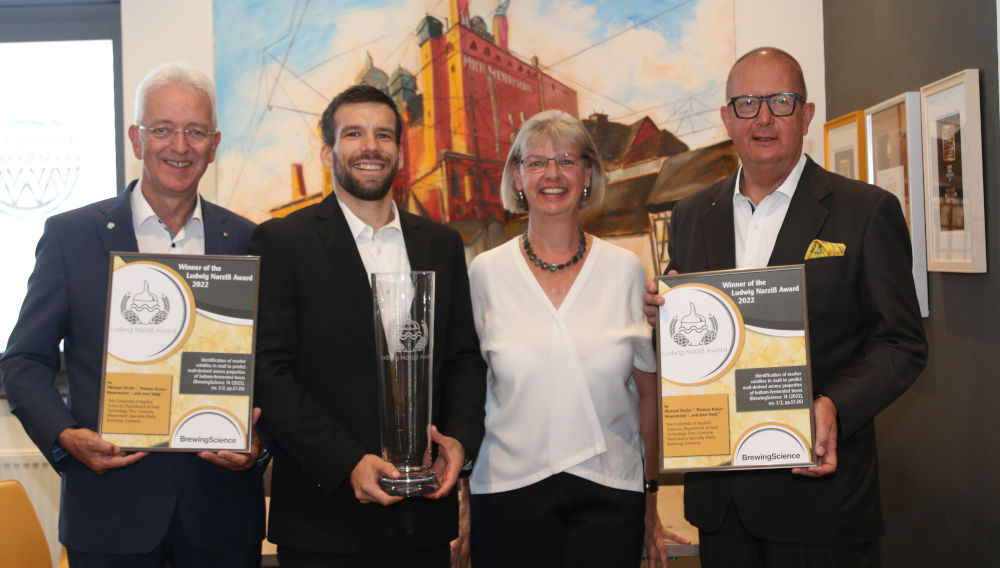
top-left (470, 472), bottom-right (644, 568)
top-left (276, 511), bottom-right (449, 568)
top-left (67, 505), bottom-right (260, 568)
top-left (699, 501), bottom-right (881, 568)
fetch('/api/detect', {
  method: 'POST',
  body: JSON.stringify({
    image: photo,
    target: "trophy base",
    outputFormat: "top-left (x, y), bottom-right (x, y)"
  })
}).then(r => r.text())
top-left (379, 473), bottom-right (439, 497)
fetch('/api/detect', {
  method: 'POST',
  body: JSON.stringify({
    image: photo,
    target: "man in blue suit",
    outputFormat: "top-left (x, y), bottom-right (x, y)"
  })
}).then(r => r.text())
top-left (1, 62), bottom-right (265, 567)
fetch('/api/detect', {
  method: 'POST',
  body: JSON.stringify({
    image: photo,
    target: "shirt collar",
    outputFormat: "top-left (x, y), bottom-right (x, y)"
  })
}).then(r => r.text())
top-left (131, 179), bottom-right (203, 229)
top-left (731, 153), bottom-right (808, 205)
top-left (336, 195), bottom-right (402, 241)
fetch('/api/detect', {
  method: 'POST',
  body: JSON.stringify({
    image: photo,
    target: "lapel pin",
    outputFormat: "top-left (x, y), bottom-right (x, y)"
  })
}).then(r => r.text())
top-left (107, 222), bottom-right (116, 230)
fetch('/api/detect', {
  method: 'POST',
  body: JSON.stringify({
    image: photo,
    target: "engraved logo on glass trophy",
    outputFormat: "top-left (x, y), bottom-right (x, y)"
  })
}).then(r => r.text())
top-left (372, 271), bottom-right (439, 497)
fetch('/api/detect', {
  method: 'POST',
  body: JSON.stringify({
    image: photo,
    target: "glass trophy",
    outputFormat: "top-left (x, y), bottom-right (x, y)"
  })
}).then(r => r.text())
top-left (372, 271), bottom-right (439, 497)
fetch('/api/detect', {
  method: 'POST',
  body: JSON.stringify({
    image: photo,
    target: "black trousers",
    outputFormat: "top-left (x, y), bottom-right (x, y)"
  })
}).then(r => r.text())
top-left (470, 472), bottom-right (644, 568)
top-left (67, 505), bottom-right (260, 568)
top-left (698, 501), bottom-right (881, 568)
top-left (276, 510), bottom-right (449, 568)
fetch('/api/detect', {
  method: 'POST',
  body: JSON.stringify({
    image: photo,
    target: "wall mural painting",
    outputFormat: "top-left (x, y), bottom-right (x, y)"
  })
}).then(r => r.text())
top-left (213, 0), bottom-right (737, 273)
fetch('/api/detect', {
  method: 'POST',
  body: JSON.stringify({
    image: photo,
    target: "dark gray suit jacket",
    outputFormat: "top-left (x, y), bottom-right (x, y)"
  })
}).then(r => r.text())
top-left (667, 157), bottom-right (927, 543)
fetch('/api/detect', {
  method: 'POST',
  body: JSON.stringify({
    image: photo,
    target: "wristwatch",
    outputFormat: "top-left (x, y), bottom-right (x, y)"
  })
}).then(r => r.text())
top-left (644, 479), bottom-right (659, 495)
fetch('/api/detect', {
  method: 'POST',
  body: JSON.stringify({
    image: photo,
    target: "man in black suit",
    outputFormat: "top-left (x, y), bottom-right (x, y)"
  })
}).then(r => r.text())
top-left (1, 62), bottom-right (264, 566)
top-left (645, 48), bottom-right (927, 567)
top-left (250, 85), bottom-right (487, 567)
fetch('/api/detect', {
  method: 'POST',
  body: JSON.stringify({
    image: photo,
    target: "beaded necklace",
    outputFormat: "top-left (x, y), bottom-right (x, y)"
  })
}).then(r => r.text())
top-left (522, 229), bottom-right (587, 271)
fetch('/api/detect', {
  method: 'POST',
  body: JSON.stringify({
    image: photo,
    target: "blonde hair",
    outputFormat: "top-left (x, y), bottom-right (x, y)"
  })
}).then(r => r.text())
top-left (500, 110), bottom-right (605, 214)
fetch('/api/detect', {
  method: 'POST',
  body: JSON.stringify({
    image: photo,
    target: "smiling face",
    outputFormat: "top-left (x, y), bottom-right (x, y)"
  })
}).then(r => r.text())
top-left (128, 83), bottom-right (219, 204)
top-left (722, 52), bottom-right (814, 180)
top-left (321, 101), bottom-right (401, 203)
top-left (513, 137), bottom-right (593, 220)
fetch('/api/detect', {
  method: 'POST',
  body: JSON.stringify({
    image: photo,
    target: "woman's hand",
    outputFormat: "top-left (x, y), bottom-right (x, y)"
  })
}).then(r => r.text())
top-left (644, 495), bottom-right (691, 567)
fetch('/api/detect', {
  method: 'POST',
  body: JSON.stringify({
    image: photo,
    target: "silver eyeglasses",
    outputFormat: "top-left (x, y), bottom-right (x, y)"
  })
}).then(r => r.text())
top-left (519, 153), bottom-right (585, 174)
top-left (728, 93), bottom-right (804, 119)
top-left (137, 125), bottom-right (217, 145)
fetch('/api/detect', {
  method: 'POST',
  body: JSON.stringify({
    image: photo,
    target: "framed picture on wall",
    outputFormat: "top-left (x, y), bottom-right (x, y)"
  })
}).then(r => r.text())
top-left (920, 69), bottom-right (986, 273)
top-left (824, 111), bottom-right (867, 182)
top-left (865, 92), bottom-right (929, 316)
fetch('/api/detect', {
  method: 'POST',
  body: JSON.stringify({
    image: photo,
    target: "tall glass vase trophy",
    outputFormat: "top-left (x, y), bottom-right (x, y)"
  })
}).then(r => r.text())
top-left (372, 271), bottom-right (439, 497)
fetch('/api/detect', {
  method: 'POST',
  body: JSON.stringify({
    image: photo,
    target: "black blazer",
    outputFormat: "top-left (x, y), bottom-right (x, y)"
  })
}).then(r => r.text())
top-left (666, 157), bottom-right (927, 543)
top-left (250, 194), bottom-right (486, 553)
top-left (1, 182), bottom-right (264, 554)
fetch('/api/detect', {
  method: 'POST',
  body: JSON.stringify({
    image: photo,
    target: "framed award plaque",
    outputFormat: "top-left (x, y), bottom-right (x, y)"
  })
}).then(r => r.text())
top-left (656, 265), bottom-right (815, 472)
top-left (98, 253), bottom-right (259, 452)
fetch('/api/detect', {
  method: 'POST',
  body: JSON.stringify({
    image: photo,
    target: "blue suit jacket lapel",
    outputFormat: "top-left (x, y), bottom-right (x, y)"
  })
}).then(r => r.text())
top-left (203, 200), bottom-right (240, 255)
top-left (97, 181), bottom-right (140, 254)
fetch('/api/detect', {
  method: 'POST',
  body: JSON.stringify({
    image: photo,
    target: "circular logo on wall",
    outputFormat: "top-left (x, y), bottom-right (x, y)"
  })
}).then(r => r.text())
top-left (660, 284), bottom-right (744, 385)
top-left (0, 120), bottom-right (81, 219)
top-left (107, 262), bottom-right (194, 364)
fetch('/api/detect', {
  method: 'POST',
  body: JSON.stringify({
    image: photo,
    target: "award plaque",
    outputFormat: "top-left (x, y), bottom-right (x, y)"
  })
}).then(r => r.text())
top-left (98, 253), bottom-right (259, 452)
top-left (372, 271), bottom-right (439, 497)
top-left (656, 266), bottom-right (815, 472)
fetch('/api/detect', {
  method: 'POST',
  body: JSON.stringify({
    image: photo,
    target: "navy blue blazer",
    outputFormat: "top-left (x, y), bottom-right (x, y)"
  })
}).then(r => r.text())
top-left (0, 182), bottom-right (265, 554)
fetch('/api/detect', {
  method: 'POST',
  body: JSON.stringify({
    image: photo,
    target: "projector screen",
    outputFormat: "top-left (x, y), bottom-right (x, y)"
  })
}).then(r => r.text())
top-left (0, 39), bottom-right (118, 350)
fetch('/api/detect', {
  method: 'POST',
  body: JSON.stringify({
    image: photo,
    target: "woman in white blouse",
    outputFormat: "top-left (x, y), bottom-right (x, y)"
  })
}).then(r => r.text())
top-left (464, 110), bottom-right (675, 567)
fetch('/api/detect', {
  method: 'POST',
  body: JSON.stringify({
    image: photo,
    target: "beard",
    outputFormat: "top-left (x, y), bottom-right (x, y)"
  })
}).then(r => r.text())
top-left (332, 151), bottom-right (398, 202)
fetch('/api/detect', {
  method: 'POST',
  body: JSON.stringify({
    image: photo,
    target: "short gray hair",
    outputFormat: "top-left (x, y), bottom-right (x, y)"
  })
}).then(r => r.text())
top-left (134, 62), bottom-right (218, 127)
top-left (500, 109), bottom-right (605, 214)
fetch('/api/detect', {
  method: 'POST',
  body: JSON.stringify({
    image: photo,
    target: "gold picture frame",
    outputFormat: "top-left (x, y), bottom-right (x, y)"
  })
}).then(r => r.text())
top-left (824, 111), bottom-right (867, 182)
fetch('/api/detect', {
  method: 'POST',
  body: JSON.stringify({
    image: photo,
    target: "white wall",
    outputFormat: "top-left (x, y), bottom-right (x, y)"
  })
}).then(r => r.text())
top-left (121, 0), bottom-right (217, 200)
top-left (735, 0), bottom-right (826, 159)
top-left (0, 406), bottom-right (38, 451)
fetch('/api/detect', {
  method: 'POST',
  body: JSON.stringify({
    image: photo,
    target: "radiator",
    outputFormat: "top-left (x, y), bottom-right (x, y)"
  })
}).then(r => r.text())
top-left (0, 449), bottom-right (61, 567)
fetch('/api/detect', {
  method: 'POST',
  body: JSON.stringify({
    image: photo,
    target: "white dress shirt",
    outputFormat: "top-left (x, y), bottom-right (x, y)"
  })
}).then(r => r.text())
top-left (732, 153), bottom-right (808, 269)
top-left (468, 237), bottom-right (656, 494)
top-left (131, 181), bottom-right (205, 254)
top-left (336, 196), bottom-right (410, 282)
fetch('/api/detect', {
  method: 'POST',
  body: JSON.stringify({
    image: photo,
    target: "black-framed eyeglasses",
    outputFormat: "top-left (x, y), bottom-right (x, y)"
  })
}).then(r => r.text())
top-left (137, 125), bottom-right (217, 146)
top-left (519, 153), bottom-right (586, 174)
top-left (727, 93), bottom-right (804, 119)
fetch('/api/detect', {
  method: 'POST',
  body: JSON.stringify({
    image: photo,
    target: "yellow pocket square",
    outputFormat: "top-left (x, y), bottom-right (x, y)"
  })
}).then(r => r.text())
top-left (804, 239), bottom-right (846, 260)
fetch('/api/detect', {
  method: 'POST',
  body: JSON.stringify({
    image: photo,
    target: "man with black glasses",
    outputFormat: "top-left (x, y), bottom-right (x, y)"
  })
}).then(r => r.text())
top-left (645, 47), bottom-right (927, 568)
